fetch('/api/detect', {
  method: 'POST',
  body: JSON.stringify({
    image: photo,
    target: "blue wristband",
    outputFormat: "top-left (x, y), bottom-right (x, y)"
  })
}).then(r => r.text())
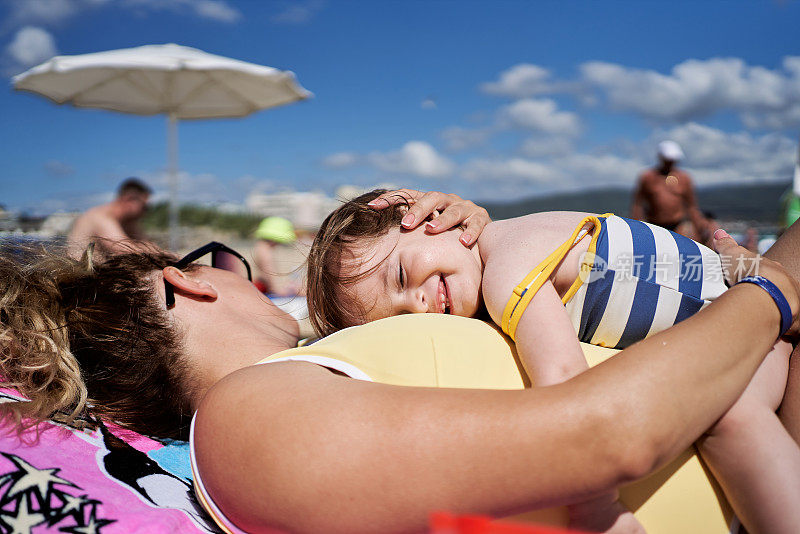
top-left (736, 275), bottom-right (793, 336)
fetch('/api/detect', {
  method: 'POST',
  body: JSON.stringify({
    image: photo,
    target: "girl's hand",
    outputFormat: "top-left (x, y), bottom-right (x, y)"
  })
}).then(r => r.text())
top-left (367, 189), bottom-right (490, 246)
top-left (713, 229), bottom-right (800, 338)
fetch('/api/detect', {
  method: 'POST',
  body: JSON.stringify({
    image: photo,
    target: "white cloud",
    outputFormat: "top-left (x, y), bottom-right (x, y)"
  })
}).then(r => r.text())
top-left (321, 152), bottom-right (359, 169)
top-left (124, 0), bottom-right (241, 22)
top-left (462, 124), bottom-right (794, 198)
top-left (368, 141), bottom-right (455, 178)
top-left (233, 174), bottom-right (280, 196)
top-left (319, 56), bottom-right (799, 199)
top-left (440, 126), bottom-right (490, 152)
top-left (648, 123), bottom-right (796, 185)
top-left (3, 0), bottom-right (241, 33)
top-left (742, 106), bottom-right (800, 130)
top-left (421, 98), bottom-right (437, 110)
top-left (479, 57), bottom-right (800, 130)
top-left (519, 136), bottom-right (573, 158)
top-left (192, 0), bottom-right (241, 22)
top-left (43, 160), bottom-right (74, 177)
top-left (481, 63), bottom-right (556, 98)
top-left (141, 170), bottom-right (275, 205)
top-left (498, 98), bottom-right (581, 136)
top-left (442, 87), bottom-right (581, 154)
top-left (458, 125), bottom-right (797, 196)
top-left (4, 26), bottom-right (57, 68)
top-left (3, 0), bottom-right (77, 30)
top-left (455, 148), bottom-right (645, 200)
top-left (462, 157), bottom-right (559, 184)
top-left (461, 152), bottom-right (644, 193)
top-left (553, 152), bottom-right (644, 188)
top-left (271, 0), bottom-right (324, 24)
top-left (581, 56), bottom-right (800, 128)
top-left (320, 142), bottom-right (454, 178)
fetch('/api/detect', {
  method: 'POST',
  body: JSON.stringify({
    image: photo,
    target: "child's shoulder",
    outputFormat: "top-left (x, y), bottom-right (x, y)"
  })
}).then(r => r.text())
top-left (479, 211), bottom-right (595, 255)
top-left (479, 211), bottom-right (597, 311)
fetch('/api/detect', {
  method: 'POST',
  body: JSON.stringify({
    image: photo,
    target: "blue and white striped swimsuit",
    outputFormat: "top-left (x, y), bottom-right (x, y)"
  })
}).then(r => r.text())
top-left (564, 215), bottom-right (727, 349)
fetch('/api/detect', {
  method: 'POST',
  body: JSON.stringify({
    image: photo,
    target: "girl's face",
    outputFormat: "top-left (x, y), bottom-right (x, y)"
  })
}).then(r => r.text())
top-left (342, 224), bottom-right (484, 323)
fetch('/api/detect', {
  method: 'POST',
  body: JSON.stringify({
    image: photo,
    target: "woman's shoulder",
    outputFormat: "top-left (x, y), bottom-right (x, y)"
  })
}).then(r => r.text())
top-left (200, 360), bottom-right (330, 412)
top-left (194, 361), bottom-right (337, 450)
top-left (192, 360), bottom-right (375, 531)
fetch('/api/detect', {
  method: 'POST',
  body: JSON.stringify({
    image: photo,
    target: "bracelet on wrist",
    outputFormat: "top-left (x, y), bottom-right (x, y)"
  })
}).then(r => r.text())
top-left (735, 275), bottom-right (792, 336)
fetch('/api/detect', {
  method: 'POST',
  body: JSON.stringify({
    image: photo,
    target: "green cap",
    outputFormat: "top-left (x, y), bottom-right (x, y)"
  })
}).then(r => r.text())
top-left (254, 217), bottom-right (296, 244)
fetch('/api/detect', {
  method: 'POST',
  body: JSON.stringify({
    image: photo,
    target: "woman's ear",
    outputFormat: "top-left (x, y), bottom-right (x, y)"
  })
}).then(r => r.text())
top-left (163, 266), bottom-right (218, 301)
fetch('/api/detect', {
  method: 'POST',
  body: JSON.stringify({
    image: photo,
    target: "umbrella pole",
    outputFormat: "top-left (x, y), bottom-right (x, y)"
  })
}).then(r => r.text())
top-left (167, 113), bottom-right (179, 251)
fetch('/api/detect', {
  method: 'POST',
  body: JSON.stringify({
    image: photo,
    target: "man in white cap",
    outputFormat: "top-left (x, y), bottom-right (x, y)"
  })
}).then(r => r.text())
top-left (631, 140), bottom-right (707, 237)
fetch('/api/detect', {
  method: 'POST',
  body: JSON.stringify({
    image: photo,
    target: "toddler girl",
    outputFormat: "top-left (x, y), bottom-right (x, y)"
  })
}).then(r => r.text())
top-left (307, 190), bottom-right (798, 534)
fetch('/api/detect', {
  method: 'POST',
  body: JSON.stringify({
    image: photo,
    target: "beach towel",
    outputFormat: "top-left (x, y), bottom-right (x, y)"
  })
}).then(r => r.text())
top-left (0, 390), bottom-right (218, 533)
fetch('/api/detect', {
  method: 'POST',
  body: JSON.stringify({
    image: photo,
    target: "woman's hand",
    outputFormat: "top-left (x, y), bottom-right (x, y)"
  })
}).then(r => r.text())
top-left (714, 229), bottom-right (800, 338)
top-left (368, 189), bottom-right (490, 246)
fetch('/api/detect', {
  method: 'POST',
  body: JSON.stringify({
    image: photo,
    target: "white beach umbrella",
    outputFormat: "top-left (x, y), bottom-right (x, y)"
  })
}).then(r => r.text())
top-left (13, 43), bottom-right (312, 249)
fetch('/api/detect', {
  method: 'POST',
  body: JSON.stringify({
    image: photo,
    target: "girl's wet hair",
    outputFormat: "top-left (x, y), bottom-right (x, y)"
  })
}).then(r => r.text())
top-left (0, 241), bottom-right (199, 440)
top-left (307, 189), bottom-right (408, 337)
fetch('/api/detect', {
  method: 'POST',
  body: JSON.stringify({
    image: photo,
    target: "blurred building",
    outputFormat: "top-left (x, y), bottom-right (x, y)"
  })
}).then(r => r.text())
top-left (335, 183), bottom-right (397, 201)
top-left (40, 212), bottom-right (78, 236)
top-left (246, 190), bottom-right (340, 231)
top-left (334, 184), bottom-right (368, 201)
top-left (0, 206), bottom-right (13, 233)
top-left (0, 207), bottom-right (77, 239)
top-left (246, 184), bottom-right (398, 231)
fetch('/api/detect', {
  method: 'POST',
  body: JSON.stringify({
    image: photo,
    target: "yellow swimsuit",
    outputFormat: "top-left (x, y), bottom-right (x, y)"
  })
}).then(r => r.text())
top-left (501, 213), bottom-right (610, 340)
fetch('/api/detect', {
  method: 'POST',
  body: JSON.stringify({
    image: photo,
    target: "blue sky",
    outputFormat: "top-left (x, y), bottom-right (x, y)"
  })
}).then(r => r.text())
top-left (2, 0), bottom-right (800, 214)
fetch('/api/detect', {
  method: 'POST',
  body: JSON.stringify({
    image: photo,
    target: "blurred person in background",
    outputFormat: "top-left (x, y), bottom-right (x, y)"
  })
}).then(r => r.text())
top-left (698, 210), bottom-right (721, 249)
top-left (252, 216), bottom-right (302, 296)
top-left (67, 178), bottom-right (152, 258)
top-left (744, 227), bottom-right (760, 253)
top-left (632, 141), bottom-right (707, 238)
top-left (782, 187), bottom-right (800, 230)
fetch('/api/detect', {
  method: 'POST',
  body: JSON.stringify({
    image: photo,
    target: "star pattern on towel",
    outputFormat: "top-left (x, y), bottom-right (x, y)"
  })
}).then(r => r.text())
top-left (2, 453), bottom-right (75, 501)
top-left (47, 493), bottom-right (101, 528)
top-left (0, 494), bottom-right (45, 534)
top-left (0, 453), bottom-right (114, 533)
top-left (58, 506), bottom-right (114, 534)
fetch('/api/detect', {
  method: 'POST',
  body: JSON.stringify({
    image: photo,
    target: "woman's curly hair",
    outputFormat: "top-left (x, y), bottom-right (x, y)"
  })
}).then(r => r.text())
top-left (0, 241), bottom-right (198, 440)
top-left (306, 189), bottom-right (409, 337)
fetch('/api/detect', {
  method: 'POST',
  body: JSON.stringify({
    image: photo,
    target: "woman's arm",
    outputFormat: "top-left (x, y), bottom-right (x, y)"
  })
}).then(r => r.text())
top-left (764, 222), bottom-right (800, 442)
top-left (195, 234), bottom-right (797, 534)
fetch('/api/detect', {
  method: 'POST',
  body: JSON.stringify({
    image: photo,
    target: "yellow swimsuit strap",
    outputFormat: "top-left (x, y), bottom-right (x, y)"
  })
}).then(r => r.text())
top-left (501, 213), bottom-right (613, 340)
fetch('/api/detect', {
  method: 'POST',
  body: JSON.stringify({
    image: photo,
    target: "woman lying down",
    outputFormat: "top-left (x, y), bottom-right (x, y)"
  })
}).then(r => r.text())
top-left (0, 190), bottom-right (798, 533)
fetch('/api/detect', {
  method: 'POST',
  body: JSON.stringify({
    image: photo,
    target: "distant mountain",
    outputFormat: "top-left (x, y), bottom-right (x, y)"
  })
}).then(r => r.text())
top-left (480, 181), bottom-right (792, 224)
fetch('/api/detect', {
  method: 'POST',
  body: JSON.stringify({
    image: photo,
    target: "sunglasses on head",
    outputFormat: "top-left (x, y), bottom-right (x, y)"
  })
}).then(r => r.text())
top-left (164, 242), bottom-right (252, 308)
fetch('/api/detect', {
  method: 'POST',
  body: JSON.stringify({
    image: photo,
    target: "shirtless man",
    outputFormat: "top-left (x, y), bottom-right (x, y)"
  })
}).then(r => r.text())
top-left (631, 141), bottom-right (707, 239)
top-left (67, 178), bottom-right (151, 258)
